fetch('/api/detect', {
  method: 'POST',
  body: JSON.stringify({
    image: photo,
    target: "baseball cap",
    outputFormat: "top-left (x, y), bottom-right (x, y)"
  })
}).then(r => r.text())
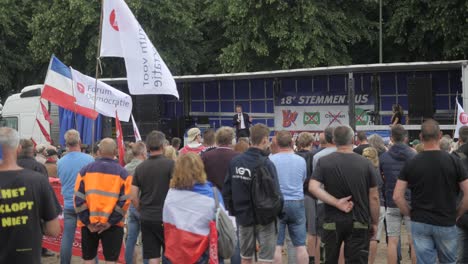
top-left (187, 128), bottom-right (201, 142)
top-left (410, 139), bottom-right (420, 146)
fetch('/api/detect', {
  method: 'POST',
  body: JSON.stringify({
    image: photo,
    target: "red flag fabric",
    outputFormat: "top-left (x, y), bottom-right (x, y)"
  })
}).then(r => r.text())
top-left (31, 138), bottom-right (37, 148)
top-left (36, 119), bottom-right (51, 143)
top-left (209, 221), bottom-right (219, 264)
top-left (115, 111), bottom-right (125, 166)
top-left (40, 101), bottom-right (53, 124)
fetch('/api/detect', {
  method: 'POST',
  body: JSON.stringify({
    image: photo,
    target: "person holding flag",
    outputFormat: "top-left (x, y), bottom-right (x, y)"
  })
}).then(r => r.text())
top-left (455, 97), bottom-right (468, 139)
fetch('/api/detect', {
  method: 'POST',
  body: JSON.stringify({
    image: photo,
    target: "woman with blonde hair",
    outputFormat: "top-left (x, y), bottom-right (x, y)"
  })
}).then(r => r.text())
top-left (163, 145), bottom-right (177, 161)
top-left (163, 153), bottom-right (225, 263)
top-left (362, 147), bottom-right (385, 264)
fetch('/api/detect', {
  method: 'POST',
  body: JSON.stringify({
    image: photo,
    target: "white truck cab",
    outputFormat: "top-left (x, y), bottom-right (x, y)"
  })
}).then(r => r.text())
top-left (0, 85), bottom-right (59, 144)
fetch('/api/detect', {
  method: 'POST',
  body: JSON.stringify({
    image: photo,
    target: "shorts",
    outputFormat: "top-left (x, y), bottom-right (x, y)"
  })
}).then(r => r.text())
top-left (277, 200), bottom-right (307, 247)
top-left (305, 195), bottom-right (318, 235)
top-left (385, 207), bottom-right (411, 237)
top-left (372, 206), bottom-right (386, 242)
top-left (239, 222), bottom-right (277, 262)
top-left (81, 226), bottom-right (123, 261)
top-left (141, 220), bottom-right (164, 259)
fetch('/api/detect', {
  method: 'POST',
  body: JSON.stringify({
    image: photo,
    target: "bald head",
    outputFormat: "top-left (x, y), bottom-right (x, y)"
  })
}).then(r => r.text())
top-left (98, 138), bottom-right (117, 157)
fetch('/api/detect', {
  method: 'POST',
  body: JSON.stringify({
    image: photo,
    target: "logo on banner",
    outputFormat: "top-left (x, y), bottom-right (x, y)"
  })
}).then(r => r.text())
top-left (282, 110), bottom-right (298, 128)
top-left (303, 112), bottom-right (320, 125)
top-left (460, 112), bottom-right (468, 125)
top-left (109, 9), bottom-right (119, 31)
top-left (325, 111), bottom-right (344, 126)
top-left (355, 108), bottom-right (369, 126)
top-left (77, 83), bottom-right (85, 94)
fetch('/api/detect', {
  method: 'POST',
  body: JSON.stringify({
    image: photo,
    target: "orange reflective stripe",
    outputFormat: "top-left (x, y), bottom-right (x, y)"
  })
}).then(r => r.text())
top-left (82, 172), bottom-right (124, 194)
top-left (86, 189), bottom-right (119, 198)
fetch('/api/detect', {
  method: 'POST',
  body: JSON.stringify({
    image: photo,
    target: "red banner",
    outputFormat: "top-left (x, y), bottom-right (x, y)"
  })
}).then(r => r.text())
top-left (43, 178), bottom-right (125, 262)
top-left (36, 118), bottom-right (52, 143)
top-left (115, 111), bottom-right (125, 166)
top-left (41, 101), bottom-right (54, 124)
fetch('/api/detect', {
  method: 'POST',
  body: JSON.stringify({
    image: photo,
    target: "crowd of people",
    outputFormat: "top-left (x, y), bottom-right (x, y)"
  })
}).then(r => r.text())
top-left (1, 118), bottom-right (468, 264)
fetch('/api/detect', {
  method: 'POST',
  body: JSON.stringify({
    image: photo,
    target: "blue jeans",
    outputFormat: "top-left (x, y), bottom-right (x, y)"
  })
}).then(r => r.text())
top-left (125, 210), bottom-right (148, 264)
top-left (458, 227), bottom-right (468, 263)
top-left (60, 209), bottom-right (77, 264)
top-left (277, 200), bottom-right (306, 247)
top-left (411, 221), bottom-right (458, 264)
top-left (230, 220), bottom-right (241, 264)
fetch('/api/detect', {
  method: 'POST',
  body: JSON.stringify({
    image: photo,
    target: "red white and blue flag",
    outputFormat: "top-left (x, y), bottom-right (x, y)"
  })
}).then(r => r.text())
top-left (163, 185), bottom-right (225, 263)
top-left (41, 55), bottom-right (99, 120)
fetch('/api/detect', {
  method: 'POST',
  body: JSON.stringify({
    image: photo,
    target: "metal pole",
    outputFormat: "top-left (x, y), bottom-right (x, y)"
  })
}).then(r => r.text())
top-left (379, 0), bottom-right (383, 63)
top-left (348, 73), bottom-right (356, 131)
top-left (91, 0), bottom-right (104, 155)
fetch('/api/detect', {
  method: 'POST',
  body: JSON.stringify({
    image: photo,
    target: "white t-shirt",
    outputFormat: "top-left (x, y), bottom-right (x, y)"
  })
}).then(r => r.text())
top-left (239, 113), bottom-right (245, 129)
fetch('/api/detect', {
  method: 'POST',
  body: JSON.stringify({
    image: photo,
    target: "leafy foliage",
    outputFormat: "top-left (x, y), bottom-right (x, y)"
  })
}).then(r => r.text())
top-left (0, 0), bottom-right (466, 100)
top-left (384, 0), bottom-right (468, 61)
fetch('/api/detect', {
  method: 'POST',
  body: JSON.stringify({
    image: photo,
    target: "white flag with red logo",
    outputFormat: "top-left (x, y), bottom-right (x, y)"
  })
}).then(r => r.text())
top-left (131, 114), bottom-right (142, 142)
top-left (70, 68), bottom-right (133, 122)
top-left (115, 111), bottom-right (125, 166)
top-left (455, 98), bottom-right (467, 138)
top-left (100, 0), bottom-right (179, 99)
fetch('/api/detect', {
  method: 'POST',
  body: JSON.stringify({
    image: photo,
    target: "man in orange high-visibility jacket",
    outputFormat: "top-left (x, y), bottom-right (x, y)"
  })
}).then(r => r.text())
top-left (74, 138), bottom-right (132, 264)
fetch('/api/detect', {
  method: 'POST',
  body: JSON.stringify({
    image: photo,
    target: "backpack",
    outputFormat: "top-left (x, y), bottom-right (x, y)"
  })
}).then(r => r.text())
top-left (250, 157), bottom-right (283, 226)
top-left (212, 187), bottom-right (237, 258)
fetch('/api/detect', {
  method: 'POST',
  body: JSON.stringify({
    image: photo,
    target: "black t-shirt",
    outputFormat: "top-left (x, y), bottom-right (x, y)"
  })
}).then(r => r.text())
top-left (0, 169), bottom-right (58, 264)
top-left (312, 152), bottom-right (377, 223)
top-left (132, 155), bottom-right (174, 222)
top-left (353, 144), bottom-right (370, 156)
top-left (399, 150), bottom-right (468, 226)
top-left (391, 112), bottom-right (402, 124)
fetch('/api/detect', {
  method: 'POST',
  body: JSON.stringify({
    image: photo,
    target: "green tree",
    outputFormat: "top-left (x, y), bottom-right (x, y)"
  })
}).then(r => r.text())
top-left (0, 0), bottom-right (37, 98)
top-left (28, 0), bottom-right (100, 75)
top-left (384, 0), bottom-right (468, 62)
top-left (219, 0), bottom-right (377, 72)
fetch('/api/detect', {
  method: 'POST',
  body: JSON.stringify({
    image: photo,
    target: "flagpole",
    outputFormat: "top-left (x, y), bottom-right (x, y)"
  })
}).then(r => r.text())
top-left (453, 91), bottom-right (459, 137)
top-left (92, 0), bottom-right (104, 155)
top-left (69, 68), bottom-right (79, 130)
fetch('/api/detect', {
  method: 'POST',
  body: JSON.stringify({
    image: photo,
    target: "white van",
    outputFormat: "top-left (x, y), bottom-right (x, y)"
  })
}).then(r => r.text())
top-left (0, 85), bottom-right (59, 144)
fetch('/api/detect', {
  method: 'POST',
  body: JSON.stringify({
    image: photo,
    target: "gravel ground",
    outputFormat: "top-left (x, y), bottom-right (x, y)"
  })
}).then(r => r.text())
top-left (41, 234), bottom-right (414, 264)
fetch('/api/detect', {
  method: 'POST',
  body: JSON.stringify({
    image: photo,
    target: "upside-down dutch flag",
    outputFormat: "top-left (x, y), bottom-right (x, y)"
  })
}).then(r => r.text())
top-left (163, 184), bottom-right (224, 263)
top-left (41, 56), bottom-right (98, 120)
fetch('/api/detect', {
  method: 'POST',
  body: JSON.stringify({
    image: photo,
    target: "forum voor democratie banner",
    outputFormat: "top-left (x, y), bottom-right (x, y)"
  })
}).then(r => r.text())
top-left (274, 91), bottom-right (375, 131)
top-left (100, 0), bottom-right (179, 99)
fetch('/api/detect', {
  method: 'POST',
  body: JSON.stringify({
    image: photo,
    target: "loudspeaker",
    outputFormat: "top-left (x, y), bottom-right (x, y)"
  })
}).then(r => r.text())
top-left (407, 77), bottom-right (434, 118)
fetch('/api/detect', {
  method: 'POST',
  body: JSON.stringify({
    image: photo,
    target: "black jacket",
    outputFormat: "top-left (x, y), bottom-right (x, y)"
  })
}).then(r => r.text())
top-left (223, 147), bottom-right (282, 226)
top-left (380, 143), bottom-right (415, 208)
top-left (17, 156), bottom-right (62, 215)
top-left (233, 113), bottom-right (251, 132)
top-left (17, 156), bottom-right (48, 178)
top-left (453, 144), bottom-right (468, 229)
